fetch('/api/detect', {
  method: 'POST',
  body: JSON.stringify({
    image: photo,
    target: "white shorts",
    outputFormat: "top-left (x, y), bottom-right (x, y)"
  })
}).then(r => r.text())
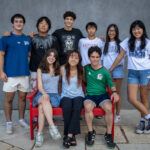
top-left (29, 72), bottom-right (37, 92)
top-left (3, 76), bottom-right (30, 92)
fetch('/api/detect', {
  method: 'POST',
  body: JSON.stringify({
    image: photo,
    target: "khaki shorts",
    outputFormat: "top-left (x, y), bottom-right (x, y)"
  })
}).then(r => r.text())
top-left (3, 76), bottom-right (30, 92)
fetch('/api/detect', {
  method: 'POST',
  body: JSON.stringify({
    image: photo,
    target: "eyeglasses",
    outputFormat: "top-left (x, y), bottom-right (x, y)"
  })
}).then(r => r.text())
top-left (14, 20), bottom-right (24, 23)
top-left (90, 56), bottom-right (100, 59)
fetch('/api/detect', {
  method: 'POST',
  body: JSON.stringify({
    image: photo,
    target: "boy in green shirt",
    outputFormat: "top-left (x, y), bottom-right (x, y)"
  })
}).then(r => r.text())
top-left (84, 46), bottom-right (119, 149)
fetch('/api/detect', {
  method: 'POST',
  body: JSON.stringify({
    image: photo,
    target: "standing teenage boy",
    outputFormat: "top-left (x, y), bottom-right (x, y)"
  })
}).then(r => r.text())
top-left (78, 22), bottom-right (104, 66)
top-left (0, 14), bottom-right (31, 134)
top-left (52, 11), bottom-right (84, 65)
top-left (84, 46), bottom-right (119, 148)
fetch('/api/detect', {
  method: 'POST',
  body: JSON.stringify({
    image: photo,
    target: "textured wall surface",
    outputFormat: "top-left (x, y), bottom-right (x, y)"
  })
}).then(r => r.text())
top-left (0, 0), bottom-right (150, 109)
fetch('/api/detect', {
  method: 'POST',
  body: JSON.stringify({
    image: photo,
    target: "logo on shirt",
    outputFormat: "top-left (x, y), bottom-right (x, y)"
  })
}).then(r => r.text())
top-left (129, 47), bottom-right (146, 58)
top-left (97, 74), bottom-right (103, 80)
top-left (64, 36), bottom-right (75, 52)
top-left (17, 41), bottom-right (21, 44)
top-left (24, 41), bottom-right (29, 45)
top-left (88, 72), bottom-right (91, 75)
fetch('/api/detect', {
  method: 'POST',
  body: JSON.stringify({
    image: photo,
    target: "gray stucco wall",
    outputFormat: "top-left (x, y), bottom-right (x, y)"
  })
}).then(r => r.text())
top-left (0, 0), bottom-right (150, 109)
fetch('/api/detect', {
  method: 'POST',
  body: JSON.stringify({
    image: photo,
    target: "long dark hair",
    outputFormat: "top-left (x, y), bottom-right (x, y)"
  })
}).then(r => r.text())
top-left (103, 24), bottom-right (121, 55)
top-left (38, 49), bottom-right (60, 75)
top-left (65, 50), bottom-right (83, 86)
top-left (129, 20), bottom-right (148, 52)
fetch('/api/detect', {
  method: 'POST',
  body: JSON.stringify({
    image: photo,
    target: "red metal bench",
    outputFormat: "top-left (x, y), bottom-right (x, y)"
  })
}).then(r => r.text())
top-left (26, 86), bottom-right (115, 140)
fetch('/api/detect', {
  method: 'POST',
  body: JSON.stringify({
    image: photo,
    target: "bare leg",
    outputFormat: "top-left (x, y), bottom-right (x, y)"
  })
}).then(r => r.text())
top-left (4, 92), bottom-right (15, 122)
top-left (114, 79), bottom-right (123, 115)
top-left (128, 84), bottom-right (149, 116)
top-left (101, 101), bottom-right (113, 134)
top-left (140, 86), bottom-right (149, 118)
top-left (38, 104), bottom-right (46, 133)
top-left (84, 101), bottom-right (95, 132)
top-left (18, 91), bottom-right (27, 119)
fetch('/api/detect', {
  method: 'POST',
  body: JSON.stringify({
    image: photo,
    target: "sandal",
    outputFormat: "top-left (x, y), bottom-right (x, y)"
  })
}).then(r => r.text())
top-left (70, 135), bottom-right (77, 146)
top-left (63, 136), bottom-right (71, 149)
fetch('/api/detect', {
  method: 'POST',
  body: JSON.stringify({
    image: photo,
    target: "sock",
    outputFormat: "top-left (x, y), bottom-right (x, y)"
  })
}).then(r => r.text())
top-left (140, 118), bottom-right (145, 122)
top-left (19, 119), bottom-right (24, 123)
top-left (6, 121), bottom-right (12, 126)
top-left (145, 114), bottom-right (150, 120)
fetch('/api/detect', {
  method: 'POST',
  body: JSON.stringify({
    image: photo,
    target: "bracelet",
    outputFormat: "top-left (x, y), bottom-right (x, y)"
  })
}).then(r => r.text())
top-left (112, 91), bottom-right (117, 94)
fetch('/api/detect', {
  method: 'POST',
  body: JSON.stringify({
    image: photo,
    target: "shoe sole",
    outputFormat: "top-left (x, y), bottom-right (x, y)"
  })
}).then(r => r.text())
top-left (144, 130), bottom-right (150, 134)
top-left (135, 130), bottom-right (144, 134)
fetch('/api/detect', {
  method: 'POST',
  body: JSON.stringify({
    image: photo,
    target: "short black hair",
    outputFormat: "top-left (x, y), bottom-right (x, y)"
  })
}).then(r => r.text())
top-left (63, 11), bottom-right (76, 20)
top-left (11, 14), bottom-right (25, 24)
top-left (86, 22), bottom-right (97, 30)
top-left (36, 16), bottom-right (51, 32)
top-left (88, 46), bottom-right (102, 57)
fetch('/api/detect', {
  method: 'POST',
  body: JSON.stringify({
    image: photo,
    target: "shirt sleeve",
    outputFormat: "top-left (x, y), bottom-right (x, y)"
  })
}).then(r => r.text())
top-left (79, 30), bottom-right (84, 38)
top-left (105, 70), bottom-right (115, 89)
top-left (146, 39), bottom-right (150, 55)
top-left (51, 36), bottom-right (60, 53)
top-left (120, 37), bottom-right (129, 52)
top-left (0, 36), bottom-right (7, 52)
top-left (28, 37), bottom-right (32, 52)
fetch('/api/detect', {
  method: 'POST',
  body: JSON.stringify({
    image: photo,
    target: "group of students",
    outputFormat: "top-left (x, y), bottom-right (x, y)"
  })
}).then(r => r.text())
top-left (0, 10), bottom-right (150, 149)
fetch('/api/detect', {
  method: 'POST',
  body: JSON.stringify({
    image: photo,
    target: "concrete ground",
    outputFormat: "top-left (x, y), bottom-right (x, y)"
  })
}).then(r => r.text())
top-left (0, 109), bottom-right (150, 150)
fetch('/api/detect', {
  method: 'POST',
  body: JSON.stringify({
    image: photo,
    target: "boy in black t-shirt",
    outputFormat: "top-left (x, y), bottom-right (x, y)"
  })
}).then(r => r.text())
top-left (52, 11), bottom-right (84, 65)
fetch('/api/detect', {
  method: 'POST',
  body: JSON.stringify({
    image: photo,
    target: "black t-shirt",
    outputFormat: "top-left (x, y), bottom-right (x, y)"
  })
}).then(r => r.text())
top-left (29, 34), bottom-right (59, 72)
top-left (52, 28), bottom-right (84, 65)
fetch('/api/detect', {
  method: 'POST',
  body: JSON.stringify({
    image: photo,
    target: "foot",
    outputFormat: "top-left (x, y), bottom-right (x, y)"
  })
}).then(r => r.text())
top-left (70, 135), bottom-right (77, 146)
top-left (19, 119), bottom-right (30, 129)
top-left (104, 133), bottom-right (116, 149)
top-left (63, 135), bottom-right (71, 149)
top-left (35, 132), bottom-right (43, 147)
top-left (49, 126), bottom-right (61, 140)
top-left (144, 119), bottom-right (150, 134)
top-left (86, 130), bottom-right (96, 146)
top-left (136, 121), bottom-right (145, 134)
top-left (6, 122), bottom-right (13, 134)
top-left (115, 115), bottom-right (120, 123)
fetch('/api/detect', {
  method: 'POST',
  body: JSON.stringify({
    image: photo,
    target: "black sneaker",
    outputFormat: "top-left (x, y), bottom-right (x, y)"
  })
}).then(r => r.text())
top-left (136, 121), bottom-right (145, 134)
top-left (104, 133), bottom-right (115, 149)
top-left (144, 119), bottom-right (150, 134)
top-left (86, 130), bottom-right (96, 146)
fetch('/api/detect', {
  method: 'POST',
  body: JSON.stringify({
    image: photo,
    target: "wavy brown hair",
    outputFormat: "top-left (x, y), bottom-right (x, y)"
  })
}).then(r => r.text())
top-left (38, 49), bottom-right (60, 75)
top-left (65, 50), bottom-right (83, 86)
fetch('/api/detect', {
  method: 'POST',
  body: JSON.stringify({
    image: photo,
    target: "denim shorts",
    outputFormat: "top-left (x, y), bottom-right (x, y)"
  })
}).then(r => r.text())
top-left (110, 65), bottom-right (124, 79)
top-left (128, 69), bottom-right (150, 86)
top-left (33, 92), bottom-right (61, 107)
top-left (84, 93), bottom-right (111, 107)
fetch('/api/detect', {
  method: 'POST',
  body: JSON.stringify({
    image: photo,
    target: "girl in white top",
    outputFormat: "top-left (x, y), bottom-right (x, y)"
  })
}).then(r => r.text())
top-left (109, 20), bottom-right (150, 134)
top-left (103, 24), bottom-right (124, 123)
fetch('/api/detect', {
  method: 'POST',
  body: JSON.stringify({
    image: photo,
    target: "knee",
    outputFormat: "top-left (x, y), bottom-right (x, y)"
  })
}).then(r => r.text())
top-left (84, 103), bottom-right (93, 113)
top-left (105, 106), bottom-right (112, 114)
top-left (5, 97), bottom-right (13, 104)
top-left (38, 105), bottom-right (44, 114)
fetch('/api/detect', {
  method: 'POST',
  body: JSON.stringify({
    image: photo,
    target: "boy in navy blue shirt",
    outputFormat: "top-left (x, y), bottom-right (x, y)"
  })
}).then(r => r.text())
top-left (0, 14), bottom-right (31, 134)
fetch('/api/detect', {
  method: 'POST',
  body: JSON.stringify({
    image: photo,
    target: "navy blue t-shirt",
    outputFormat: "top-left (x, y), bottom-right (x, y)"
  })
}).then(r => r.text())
top-left (0, 32), bottom-right (32, 77)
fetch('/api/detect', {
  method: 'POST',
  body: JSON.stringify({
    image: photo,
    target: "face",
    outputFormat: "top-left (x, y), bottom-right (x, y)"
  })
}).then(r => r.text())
top-left (12, 18), bottom-right (24, 31)
top-left (89, 52), bottom-right (100, 66)
top-left (87, 26), bottom-right (97, 37)
top-left (68, 52), bottom-right (79, 67)
top-left (108, 26), bottom-right (116, 40)
top-left (47, 52), bottom-right (56, 64)
top-left (38, 20), bottom-right (49, 33)
top-left (132, 25), bottom-right (144, 40)
top-left (64, 16), bottom-right (74, 28)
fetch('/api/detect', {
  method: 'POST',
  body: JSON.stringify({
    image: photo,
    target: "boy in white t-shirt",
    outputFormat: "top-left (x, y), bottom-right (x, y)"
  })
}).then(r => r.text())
top-left (78, 22), bottom-right (104, 66)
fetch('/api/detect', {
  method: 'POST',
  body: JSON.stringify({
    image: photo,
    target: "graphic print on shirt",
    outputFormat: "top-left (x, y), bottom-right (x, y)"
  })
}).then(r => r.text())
top-left (97, 73), bottom-right (103, 80)
top-left (129, 47), bottom-right (145, 58)
top-left (63, 35), bottom-right (75, 52)
top-left (108, 44), bottom-right (118, 53)
top-left (32, 36), bottom-right (53, 52)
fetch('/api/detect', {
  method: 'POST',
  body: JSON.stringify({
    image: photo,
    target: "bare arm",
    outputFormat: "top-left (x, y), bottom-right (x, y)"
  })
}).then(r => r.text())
top-left (110, 87), bottom-right (119, 103)
top-left (109, 49), bottom-right (126, 71)
top-left (28, 51), bottom-right (31, 57)
top-left (0, 51), bottom-right (8, 82)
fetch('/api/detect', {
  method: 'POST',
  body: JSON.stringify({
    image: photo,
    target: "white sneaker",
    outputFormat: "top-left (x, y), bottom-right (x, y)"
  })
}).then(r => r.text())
top-left (49, 126), bottom-right (61, 140)
top-left (19, 119), bottom-right (30, 129)
top-left (35, 132), bottom-right (43, 147)
top-left (115, 115), bottom-right (120, 123)
top-left (6, 122), bottom-right (13, 134)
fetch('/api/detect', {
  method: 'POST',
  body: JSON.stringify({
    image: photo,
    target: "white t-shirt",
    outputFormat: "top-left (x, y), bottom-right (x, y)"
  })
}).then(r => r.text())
top-left (120, 37), bottom-right (150, 70)
top-left (102, 41), bottom-right (124, 70)
top-left (78, 37), bottom-right (104, 66)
